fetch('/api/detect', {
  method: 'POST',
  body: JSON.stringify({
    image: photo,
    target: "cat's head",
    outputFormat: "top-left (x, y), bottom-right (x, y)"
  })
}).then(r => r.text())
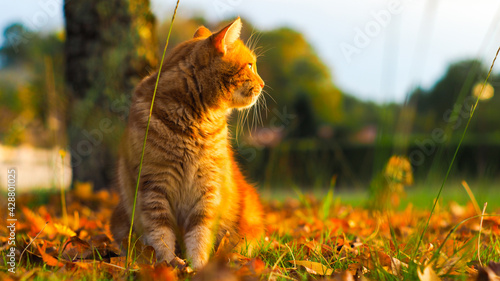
top-left (189, 18), bottom-right (264, 110)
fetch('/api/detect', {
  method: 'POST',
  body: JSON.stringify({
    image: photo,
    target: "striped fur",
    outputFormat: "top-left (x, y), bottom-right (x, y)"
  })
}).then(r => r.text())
top-left (110, 18), bottom-right (265, 270)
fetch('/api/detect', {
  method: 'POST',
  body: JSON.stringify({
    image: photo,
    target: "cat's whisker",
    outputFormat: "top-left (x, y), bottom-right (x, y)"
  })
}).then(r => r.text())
top-left (244, 106), bottom-right (252, 134)
top-left (255, 46), bottom-right (273, 58)
top-left (259, 93), bottom-right (268, 121)
top-left (262, 89), bottom-right (277, 104)
top-left (236, 110), bottom-right (242, 139)
top-left (246, 29), bottom-right (259, 51)
top-left (250, 31), bottom-right (261, 53)
top-left (250, 111), bottom-right (254, 133)
top-left (238, 108), bottom-right (245, 137)
top-left (253, 33), bottom-right (263, 52)
top-left (254, 46), bottom-right (265, 59)
top-left (239, 108), bottom-right (247, 137)
top-left (255, 96), bottom-right (264, 128)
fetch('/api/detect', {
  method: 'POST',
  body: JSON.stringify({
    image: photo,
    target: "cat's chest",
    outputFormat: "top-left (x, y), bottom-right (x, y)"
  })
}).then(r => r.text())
top-left (174, 134), bottom-right (230, 189)
top-left (172, 138), bottom-right (232, 218)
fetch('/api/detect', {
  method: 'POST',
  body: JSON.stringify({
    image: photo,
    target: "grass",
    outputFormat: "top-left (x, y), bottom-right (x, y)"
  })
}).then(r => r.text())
top-left (261, 180), bottom-right (500, 210)
top-left (412, 45), bottom-right (500, 262)
top-left (1, 183), bottom-right (499, 280)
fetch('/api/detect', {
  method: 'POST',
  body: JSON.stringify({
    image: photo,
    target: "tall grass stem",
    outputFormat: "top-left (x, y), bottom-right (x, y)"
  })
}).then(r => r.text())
top-left (461, 180), bottom-right (481, 215)
top-left (477, 202), bottom-right (487, 267)
top-left (412, 46), bottom-right (500, 261)
top-left (59, 150), bottom-right (68, 225)
top-left (126, 0), bottom-right (181, 268)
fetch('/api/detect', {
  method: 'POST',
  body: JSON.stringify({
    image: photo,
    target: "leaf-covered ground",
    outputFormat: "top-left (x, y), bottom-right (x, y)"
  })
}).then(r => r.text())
top-left (1, 183), bottom-right (499, 281)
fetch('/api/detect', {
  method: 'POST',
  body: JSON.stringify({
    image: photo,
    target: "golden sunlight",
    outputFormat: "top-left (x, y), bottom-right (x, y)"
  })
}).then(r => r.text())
top-left (472, 82), bottom-right (494, 101)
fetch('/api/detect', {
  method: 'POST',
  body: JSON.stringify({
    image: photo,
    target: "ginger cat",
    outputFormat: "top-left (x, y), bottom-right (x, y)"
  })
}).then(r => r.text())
top-left (110, 18), bottom-right (265, 270)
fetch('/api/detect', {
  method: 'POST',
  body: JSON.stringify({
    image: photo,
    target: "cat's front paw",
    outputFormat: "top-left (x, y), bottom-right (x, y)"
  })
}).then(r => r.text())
top-left (143, 228), bottom-right (177, 264)
top-left (189, 253), bottom-right (209, 270)
top-left (154, 247), bottom-right (176, 264)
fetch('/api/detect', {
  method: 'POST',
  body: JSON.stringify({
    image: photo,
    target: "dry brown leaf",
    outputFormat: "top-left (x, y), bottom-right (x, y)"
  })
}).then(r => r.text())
top-left (61, 236), bottom-right (92, 261)
top-left (290, 260), bottom-right (334, 276)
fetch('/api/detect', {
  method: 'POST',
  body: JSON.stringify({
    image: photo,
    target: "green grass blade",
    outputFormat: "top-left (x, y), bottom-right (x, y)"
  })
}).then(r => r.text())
top-left (412, 46), bottom-right (500, 261)
top-left (321, 183), bottom-right (335, 221)
top-left (126, 0), bottom-right (181, 268)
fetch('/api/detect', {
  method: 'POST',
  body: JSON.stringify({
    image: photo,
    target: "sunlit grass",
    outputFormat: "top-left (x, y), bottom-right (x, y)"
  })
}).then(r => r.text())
top-left (3, 183), bottom-right (499, 280)
top-left (413, 46), bottom-right (500, 261)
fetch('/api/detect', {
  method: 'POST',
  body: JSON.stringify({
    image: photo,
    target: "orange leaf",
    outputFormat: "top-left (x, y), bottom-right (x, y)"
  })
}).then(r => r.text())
top-left (140, 263), bottom-right (177, 281)
top-left (215, 231), bottom-right (231, 257)
top-left (236, 258), bottom-right (268, 276)
top-left (74, 181), bottom-right (94, 200)
top-left (22, 207), bottom-right (46, 233)
top-left (37, 243), bottom-right (64, 267)
top-left (54, 223), bottom-right (76, 237)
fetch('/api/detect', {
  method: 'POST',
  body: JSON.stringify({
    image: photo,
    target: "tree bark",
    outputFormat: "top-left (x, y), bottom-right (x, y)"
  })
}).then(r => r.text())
top-left (64, 0), bottom-right (157, 189)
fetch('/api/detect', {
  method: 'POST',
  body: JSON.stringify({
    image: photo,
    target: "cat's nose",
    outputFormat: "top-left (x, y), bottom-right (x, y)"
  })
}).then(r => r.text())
top-left (260, 83), bottom-right (265, 89)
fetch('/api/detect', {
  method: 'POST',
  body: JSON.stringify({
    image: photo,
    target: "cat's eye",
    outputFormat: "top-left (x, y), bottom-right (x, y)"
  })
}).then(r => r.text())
top-left (247, 63), bottom-right (253, 70)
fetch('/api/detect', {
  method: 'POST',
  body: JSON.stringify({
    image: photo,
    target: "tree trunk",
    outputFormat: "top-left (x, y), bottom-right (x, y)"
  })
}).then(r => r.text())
top-left (64, 0), bottom-right (157, 189)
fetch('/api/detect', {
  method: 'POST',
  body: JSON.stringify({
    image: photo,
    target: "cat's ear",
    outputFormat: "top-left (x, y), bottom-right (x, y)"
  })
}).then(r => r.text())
top-left (212, 17), bottom-right (242, 54)
top-left (194, 26), bottom-right (211, 38)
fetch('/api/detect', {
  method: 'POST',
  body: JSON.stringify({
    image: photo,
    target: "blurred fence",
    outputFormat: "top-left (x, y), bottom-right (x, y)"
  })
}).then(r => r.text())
top-left (0, 144), bottom-right (71, 192)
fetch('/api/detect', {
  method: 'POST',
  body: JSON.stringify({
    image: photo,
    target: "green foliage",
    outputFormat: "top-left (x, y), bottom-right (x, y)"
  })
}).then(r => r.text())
top-left (257, 28), bottom-right (343, 130)
top-left (0, 23), bottom-right (65, 146)
top-left (409, 59), bottom-right (500, 135)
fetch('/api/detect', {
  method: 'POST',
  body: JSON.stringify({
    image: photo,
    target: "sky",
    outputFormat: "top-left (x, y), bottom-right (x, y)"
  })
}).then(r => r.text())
top-left (1, 0), bottom-right (500, 103)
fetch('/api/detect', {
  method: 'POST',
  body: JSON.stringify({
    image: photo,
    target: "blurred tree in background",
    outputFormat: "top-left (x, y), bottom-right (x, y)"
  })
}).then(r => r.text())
top-left (64, 0), bottom-right (157, 189)
top-left (1, 10), bottom-right (500, 189)
top-left (0, 23), bottom-right (65, 146)
top-left (257, 28), bottom-right (343, 136)
top-left (409, 60), bottom-right (487, 133)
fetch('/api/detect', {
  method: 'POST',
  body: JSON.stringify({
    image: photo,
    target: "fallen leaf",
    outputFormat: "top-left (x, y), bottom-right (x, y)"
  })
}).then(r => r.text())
top-left (192, 258), bottom-right (236, 281)
top-left (236, 258), bottom-right (268, 276)
top-left (37, 243), bottom-right (65, 267)
top-left (140, 262), bottom-right (178, 281)
top-left (54, 223), bottom-right (76, 237)
top-left (61, 236), bottom-right (92, 261)
top-left (74, 181), bottom-right (94, 200)
top-left (109, 256), bottom-right (127, 268)
top-left (215, 231), bottom-right (231, 257)
top-left (418, 265), bottom-right (441, 281)
top-left (290, 260), bottom-right (333, 276)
